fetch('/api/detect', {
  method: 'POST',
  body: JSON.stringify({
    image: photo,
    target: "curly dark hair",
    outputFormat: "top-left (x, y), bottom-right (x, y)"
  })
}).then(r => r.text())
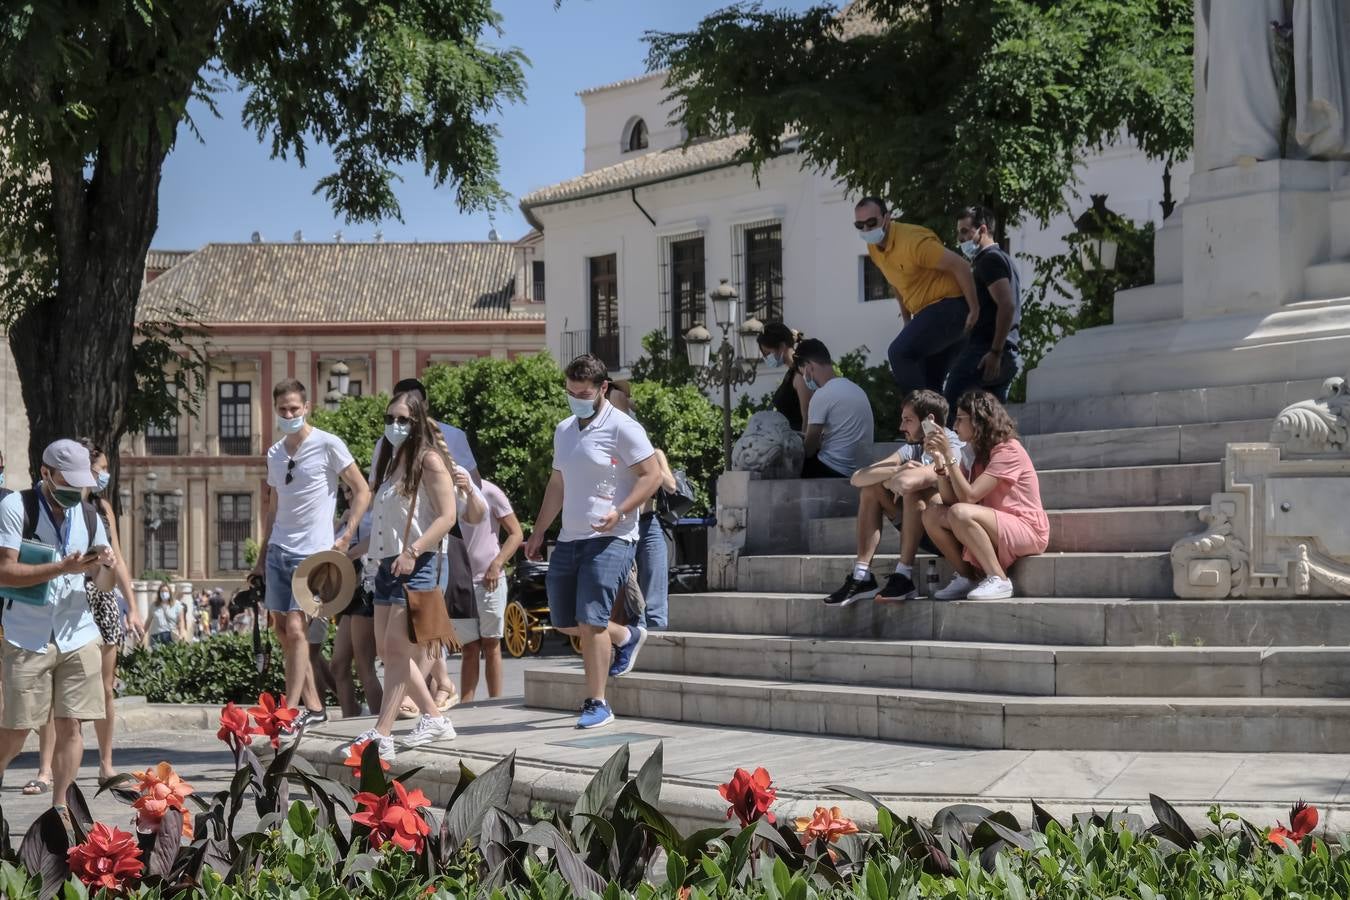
top-left (957, 390), bottom-right (1018, 465)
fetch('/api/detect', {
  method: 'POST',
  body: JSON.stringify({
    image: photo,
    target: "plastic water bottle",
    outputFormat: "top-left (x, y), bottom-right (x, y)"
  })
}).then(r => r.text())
top-left (591, 457), bottom-right (619, 525)
top-left (926, 559), bottom-right (939, 598)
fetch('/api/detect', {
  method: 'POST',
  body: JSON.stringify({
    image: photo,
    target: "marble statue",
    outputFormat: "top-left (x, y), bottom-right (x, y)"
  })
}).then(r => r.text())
top-left (731, 411), bottom-right (804, 479)
top-left (1199, 0), bottom-right (1350, 170)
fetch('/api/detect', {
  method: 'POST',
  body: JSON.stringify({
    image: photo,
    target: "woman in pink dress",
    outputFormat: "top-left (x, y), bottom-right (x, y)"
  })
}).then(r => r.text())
top-left (920, 390), bottom-right (1048, 600)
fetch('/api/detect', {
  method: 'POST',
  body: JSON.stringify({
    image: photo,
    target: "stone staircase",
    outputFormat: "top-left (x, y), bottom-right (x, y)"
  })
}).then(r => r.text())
top-left (525, 377), bottom-right (1350, 753)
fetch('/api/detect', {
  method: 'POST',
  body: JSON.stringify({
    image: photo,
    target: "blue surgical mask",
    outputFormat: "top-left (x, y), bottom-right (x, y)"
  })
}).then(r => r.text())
top-left (276, 414), bottom-right (305, 435)
top-left (761, 351), bottom-right (783, 368)
top-left (384, 422), bottom-right (411, 447)
top-left (0, 473), bottom-right (6, 488)
top-left (960, 239), bottom-right (980, 259)
top-left (96, 471), bottom-right (111, 493)
top-left (859, 226), bottom-right (886, 245)
top-left (805, 376), bottom-right (820, 392)
top-left (568, 395), bottom-right (598, 419)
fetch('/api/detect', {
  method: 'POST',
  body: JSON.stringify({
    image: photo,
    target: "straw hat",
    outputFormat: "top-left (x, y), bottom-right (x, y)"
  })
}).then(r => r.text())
top-left (291, 550), bottom-right (357, 618)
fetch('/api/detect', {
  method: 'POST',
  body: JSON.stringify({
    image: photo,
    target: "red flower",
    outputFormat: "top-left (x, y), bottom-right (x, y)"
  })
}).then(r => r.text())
top-left (718, 767), bottom-right (777, 827)
top-left (344, 740), bottom-right (390, 774)
top-left (352, 779), bottom-right (433, 854)
top-left (131, 762), bottom-right (194, 804)
top-left (1269, 800), bottom-right (1319, 849)
top-left (795, 806), bottom-right (860, 844)
top-left (247, 692), bottom-right (300, 749)
top-left (217, 702), bottom-right (254, 748)
top-left (67, 822), bottom-right (144, 892)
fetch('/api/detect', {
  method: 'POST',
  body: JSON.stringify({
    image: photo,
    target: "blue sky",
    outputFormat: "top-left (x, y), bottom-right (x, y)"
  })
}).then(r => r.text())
top-left (152, 0), bottom-right (821, 250)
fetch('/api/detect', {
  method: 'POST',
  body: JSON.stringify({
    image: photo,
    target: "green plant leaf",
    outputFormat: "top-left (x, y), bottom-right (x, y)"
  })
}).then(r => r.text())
top-left (571, 744), bottom-right (629, 850)
top-left (516, 822), bottom-right (607, 896)
top-left (443, 751), bottom-right (515, 855)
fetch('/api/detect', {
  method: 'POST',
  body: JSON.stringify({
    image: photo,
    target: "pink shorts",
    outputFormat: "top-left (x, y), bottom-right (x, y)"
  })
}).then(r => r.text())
top-left (963, 510), bottom-right (1049, 572)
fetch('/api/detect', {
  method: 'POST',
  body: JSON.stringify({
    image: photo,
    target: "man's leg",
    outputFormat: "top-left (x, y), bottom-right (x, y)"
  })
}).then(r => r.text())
top-left (943, 343), bottom-right (986, 421)
top-left (51, 641), bottom-right (105, 806)
top-left (0, 727), bottom-right (28, 786)
top-left (855, 483), bottom-right (889, 569)
top-left (351, 615), bottom-right (383, 715)
top-left (276, 611), bottom-right (318, 709)
top-left (635, 515), bottom-right (668, 631)
top-left (887, 297), bottom-right (970, 395)
top-left (51, 717), bottom-right (84, 806)
top-left (459, 640), bottom-right (482, 703)
top-left (331, 617), bottom-right (360, 718)
top-left (578, 538), bottom-right (639, 704)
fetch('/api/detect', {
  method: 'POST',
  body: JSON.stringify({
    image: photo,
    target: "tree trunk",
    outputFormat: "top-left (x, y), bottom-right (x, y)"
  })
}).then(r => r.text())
top-left (9, 128), bottom-right (168, 485)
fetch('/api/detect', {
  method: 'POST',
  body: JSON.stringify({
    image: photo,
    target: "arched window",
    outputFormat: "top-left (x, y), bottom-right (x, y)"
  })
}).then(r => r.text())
top-left (625, 118), bottom-right (649, 152)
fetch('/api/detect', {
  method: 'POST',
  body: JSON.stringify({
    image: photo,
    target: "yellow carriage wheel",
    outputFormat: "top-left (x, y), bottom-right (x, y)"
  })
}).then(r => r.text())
top-left (503, 601), bottom-right (530, 658)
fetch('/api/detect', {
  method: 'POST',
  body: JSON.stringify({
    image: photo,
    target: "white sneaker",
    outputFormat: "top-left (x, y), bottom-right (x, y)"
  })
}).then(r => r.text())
top-left (967, 575), bottom-right (1014, 600)
top-left (343, 728), bottom-right (396, 762)
top-left (933, 575), bottom-right (978, 601)
top-left (400, 714), bottom-right (456, 748)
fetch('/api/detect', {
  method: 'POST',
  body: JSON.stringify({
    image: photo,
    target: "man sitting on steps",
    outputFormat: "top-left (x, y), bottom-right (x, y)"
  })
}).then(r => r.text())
top-left (825, 390), bottom-right (970, 607)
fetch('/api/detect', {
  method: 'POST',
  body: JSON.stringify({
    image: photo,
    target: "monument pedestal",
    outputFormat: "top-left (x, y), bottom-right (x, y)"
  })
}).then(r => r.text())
top-left (1031, 159), bottom-right (1350, 402)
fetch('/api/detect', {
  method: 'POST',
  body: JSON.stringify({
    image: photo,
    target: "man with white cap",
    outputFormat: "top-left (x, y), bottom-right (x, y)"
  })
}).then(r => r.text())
top-left (0, 439), bottom-right (115, 809)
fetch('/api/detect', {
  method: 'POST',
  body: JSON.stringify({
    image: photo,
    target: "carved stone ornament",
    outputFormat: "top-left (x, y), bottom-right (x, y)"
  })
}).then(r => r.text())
top-left (1172, 378), bottom-right (1350, 598)
top-left (731, 410), bottom-right (804, 479)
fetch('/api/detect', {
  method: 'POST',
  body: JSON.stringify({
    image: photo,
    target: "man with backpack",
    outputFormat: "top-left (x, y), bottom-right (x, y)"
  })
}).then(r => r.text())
top-left (0, 439), bottom-right (115, 810)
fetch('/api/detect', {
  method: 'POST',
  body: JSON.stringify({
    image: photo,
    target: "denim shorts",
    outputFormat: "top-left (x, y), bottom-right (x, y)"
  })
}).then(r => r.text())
top-left (546, 536), bottom-right (637, 629)
top-left (373, 552), bottom-right (444, 606)
top-left (264, 544), bottom-right (308, 614)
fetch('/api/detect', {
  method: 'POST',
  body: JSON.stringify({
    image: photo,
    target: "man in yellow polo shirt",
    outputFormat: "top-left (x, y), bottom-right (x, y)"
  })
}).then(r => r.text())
top-left (855, 196), bottom-right (979, 396)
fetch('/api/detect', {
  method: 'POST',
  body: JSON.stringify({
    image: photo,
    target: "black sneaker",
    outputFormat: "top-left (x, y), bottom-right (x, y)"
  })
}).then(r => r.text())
top-left (824, 573), bottom-right (878, 607)
top-left (300, 708), bottom-right (328, 727)
top-left (876, 571), bottom-right (918, 602)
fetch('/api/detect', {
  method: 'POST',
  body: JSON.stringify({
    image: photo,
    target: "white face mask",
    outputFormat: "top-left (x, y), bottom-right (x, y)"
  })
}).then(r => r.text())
top-left (385, 421), bottom-right (411, 447)
top-left (960, 239), bottom-right (980, 259)
top-left (277, 414), bottom-right (305, 435)
top-left (761, 351), bottom-right (783, 368)
top-left (859, 225), bottom-right (886, 245)
top-left (568, 394), bottom-right (598, 419)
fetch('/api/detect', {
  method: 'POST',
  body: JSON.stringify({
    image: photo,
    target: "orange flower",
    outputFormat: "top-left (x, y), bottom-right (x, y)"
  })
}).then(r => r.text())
top-left (217, 702), bottom-right (254, 748)
top-left (344, 740), bottom-right (390, 774)
top-left (795, 806), bottom-right (859, 844)
top-left (717, 767), bottom-right (777, 827)
top-left (247, 692), bottom-right (300, 749)
top-left (352, 779), bottom-right (433, 854)
top-left (133, 782), bottom-right (194, 840)
top-left (1269, 800), bottom-right (1319, 849)
top-left (67, 822), bottom-right (143, 891)
top-left (131, 762), bottom-right (194, 804)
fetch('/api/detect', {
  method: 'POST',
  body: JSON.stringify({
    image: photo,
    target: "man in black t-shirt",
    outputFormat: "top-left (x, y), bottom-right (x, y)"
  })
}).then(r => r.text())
top-left (944, 206), bottom-right (1022, 413)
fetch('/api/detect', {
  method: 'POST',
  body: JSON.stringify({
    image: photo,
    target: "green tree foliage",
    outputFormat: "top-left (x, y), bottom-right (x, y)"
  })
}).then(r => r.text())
top-left (628, 329), bottom-right (696, 388)
top-left (423, 354), bottom-right (571, 529)
top-left (647, 0), bottom-right (1192, 236)
top-left (309, 393), bottom-right (392, 477)
top-left (629, 381), bottom-right (724, 512)
top-left (0, 0), bottom-right (527, 476)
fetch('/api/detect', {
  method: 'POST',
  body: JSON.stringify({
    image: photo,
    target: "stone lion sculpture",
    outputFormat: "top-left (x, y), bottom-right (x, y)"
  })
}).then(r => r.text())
top-left (732, 410), bottom-right (804, 478)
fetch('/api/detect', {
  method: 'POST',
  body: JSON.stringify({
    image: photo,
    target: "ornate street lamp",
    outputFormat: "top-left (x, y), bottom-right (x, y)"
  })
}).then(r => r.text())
top-left (684, 280), bottom-right (763, 469)
top-left (1073, 194), bottom-right (1122, 272)
top-left (325, 360), bottom-right (351, 410)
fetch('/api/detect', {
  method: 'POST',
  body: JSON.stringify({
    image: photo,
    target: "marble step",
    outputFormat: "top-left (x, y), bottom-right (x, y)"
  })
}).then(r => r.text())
top-left (806, 505), bottom-right (1201, 555)
top-left (1006, 378), bottom-right (1323, 435)
top-left (1305, 260), bottom-right (1350, 302)
top-left (633, 632), bottom-right (1350, 698)
top-left (743, 463), bottom-right (1220, 556)
top-left (665, 593), bottom-right (1350, 647)
top-left (738, 551), bottom-right (1173, 599)
top-left (524, 666), bottom-right (1350, 753)
top-left (869, 418), bottom-right (1267, 471)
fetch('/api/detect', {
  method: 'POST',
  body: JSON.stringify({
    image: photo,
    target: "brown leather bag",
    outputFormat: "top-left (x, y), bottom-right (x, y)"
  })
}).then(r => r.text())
top-left (399, 465), bottom-right (460, 651)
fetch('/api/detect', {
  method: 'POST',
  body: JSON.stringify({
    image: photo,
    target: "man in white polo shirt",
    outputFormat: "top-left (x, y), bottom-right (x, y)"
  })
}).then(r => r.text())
top-left (0, 439), bottom-right (115, 807)
top-left (524, 355), bottom-right (663, 729)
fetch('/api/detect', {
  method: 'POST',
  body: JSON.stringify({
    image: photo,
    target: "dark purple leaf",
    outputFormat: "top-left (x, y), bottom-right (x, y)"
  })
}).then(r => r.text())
top-left (516, 821), bottom-right (607, 896)
top-left (1149, 794), bottom-right (1197, 849)
top-left (62, 784), bottom-right (93, 845)
top-left (983, 818), bottom-right (1034, 852)
top-left (18, 808), bottom-right (69, 900)
top-left (1031, 800), bottom-right (1060, 833)
top-left (148, 808), bottom-right (184, 877)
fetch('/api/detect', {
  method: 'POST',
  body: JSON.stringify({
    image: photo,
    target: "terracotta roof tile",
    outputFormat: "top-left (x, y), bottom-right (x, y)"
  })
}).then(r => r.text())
top-left (577, 71), bottom-right (668, 97)
top-left (137, 242), bottom-right (539, 324)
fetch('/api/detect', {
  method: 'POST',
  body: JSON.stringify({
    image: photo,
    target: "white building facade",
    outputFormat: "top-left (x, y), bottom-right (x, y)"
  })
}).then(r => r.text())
top-left (522, 71), bottom-right (1193, 401)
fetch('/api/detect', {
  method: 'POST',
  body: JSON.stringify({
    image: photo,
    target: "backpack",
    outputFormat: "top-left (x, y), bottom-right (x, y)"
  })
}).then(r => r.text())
top-left (19, 488), bottom-right (98, 547)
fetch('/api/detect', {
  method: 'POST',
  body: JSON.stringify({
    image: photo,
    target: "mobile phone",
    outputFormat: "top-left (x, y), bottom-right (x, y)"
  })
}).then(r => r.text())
top-left (81, 544), bottom-right (109, 561)
top-left (920, 417), bottom-right (941, 436)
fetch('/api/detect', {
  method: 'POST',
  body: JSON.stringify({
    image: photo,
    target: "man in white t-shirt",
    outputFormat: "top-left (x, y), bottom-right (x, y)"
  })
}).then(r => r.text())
top-left (254, 379), bottom-right (371, 741)
top-left (798, 339), bottom-right (875, 479)
top-left (524, 355), bottom-right (663, 730)
top-left (454, 479), bottom-right (523, 701)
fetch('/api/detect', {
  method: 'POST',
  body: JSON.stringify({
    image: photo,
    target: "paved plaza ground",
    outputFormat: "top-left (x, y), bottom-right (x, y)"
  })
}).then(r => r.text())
top-left (6, 652), bottom-right (1350, 838)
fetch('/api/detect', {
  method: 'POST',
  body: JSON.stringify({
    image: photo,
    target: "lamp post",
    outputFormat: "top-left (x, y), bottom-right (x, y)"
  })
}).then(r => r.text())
top-left (1073, 194), bottom-right (1122, 325)
top-left (324, 360), bottom-right (351, 410)
top-left (144, 471), bottom-right (159, 573)
top-left (683, 279), bottom-right (765, 469)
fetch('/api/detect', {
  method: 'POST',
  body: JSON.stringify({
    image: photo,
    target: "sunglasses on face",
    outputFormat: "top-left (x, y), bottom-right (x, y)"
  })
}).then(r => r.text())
top-left (285, 458), bottom-right (295, 485)
top-left (383, 415), bottom-right (412, 426)
top-left (853, 217), bottom-right (882, 230)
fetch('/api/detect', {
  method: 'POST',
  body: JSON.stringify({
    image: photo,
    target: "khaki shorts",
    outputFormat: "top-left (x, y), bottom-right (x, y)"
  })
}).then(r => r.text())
top-left (452, 580), bottom-right (507, 643)
top-left (1, 639), bottom-right (106, 730)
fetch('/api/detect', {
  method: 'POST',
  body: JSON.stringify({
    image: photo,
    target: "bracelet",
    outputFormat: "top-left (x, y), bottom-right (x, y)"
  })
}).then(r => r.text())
top-left (402, 546), bottom-right (418, 558)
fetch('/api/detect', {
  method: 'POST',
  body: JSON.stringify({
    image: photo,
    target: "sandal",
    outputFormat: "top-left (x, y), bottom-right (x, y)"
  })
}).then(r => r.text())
top-left (433, 688), bottom-right (458, 711)
top-left (22, 778), bottom-right (52, 795)
top-left (398, 701), bottom-right (419, 719)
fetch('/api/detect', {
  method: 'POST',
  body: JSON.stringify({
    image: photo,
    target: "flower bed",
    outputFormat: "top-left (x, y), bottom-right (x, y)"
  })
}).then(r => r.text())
top-left (0, 694), bottom-right (1345, 898)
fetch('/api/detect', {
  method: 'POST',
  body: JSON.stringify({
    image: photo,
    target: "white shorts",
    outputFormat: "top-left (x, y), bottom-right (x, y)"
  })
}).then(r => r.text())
top-left (452, 580), bottom-right (506, 643)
